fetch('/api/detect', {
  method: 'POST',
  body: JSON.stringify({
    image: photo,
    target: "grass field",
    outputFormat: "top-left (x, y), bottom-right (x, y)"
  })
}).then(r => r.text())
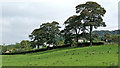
top-left (2, 44), bottom-right (118, 66)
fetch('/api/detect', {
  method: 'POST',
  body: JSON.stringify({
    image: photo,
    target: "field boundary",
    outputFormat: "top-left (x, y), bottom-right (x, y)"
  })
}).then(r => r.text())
top-left (2, 42), bottom-right (104, 55)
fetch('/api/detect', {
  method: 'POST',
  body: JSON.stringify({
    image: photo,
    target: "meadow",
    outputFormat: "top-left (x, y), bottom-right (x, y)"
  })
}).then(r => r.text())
top-left (2, 44), bottom-right (118, 66)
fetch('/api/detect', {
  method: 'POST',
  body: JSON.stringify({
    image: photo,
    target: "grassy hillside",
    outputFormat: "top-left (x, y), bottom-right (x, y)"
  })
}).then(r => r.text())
top-left (2, 44), bottom-right (118, 66)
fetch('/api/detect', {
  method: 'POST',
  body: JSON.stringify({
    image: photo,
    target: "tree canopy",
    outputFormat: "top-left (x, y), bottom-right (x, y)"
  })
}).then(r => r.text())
top-left (61, 15), bottom-right (84, 46)
top-left (29, 21), bottom-right (61, 48)
top-left (75, 1), bottom-right (106, 45)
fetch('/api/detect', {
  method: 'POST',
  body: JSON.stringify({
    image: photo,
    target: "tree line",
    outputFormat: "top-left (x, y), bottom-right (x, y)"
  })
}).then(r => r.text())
top-left (2, 1), bottom-right (114, 53)
top-left (29, 1), bottom-right (106, 48)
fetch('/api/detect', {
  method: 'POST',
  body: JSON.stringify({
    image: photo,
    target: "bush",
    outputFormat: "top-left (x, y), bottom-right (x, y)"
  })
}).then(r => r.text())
top-left (72, 39), bottom-right (77, 47)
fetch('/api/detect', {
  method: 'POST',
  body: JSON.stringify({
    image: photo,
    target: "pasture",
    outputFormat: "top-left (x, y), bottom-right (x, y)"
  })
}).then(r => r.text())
top-left (2, 44), bottom-right (118, 66)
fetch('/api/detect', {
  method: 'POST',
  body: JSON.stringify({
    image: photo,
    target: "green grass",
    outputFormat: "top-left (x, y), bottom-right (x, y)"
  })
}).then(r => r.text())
top-left (2, 44), bottom-right (118, 66)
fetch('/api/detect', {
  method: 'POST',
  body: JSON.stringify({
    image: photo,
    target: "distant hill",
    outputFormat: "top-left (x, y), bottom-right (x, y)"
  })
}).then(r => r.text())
top-left (93, 30), bottom-right (120, 36)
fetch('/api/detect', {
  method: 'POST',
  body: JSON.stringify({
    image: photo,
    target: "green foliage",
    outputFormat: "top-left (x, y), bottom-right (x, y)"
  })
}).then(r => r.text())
top-left (20, 40), bottom-right (32, 51)
top-left (102, 33), bottom-right (112, 41)
top-left (99, 32), bottom-right (120, 44)
top-left (56, 37), bottom-right (65, 46)
top-left (92, 33), bottom-right (101, 41)
top-left (76, 1), bottom-right (106, 45)
top-left (1, 41), bottom-right (32, 53)
top-left (29, 21), bottom-right (61, 47)
top-left (62, 15), bottom-right (84, 45)
top-left (9, 48), bottom-right (18, 53)
top-left (93, 30), bottom-right (120, 36)
top-left (72, 39), bottom-right (77, 47)
top-left (61, 1), bottom-right (106, 46)
top-left (2, 46), bottom-right (8, 53)
top-left (93, 33), bottom-right (99, 39)
top-left (111, 34), bottom-right (120, 43)
top-left (61, 29), bottom-right (73, 45)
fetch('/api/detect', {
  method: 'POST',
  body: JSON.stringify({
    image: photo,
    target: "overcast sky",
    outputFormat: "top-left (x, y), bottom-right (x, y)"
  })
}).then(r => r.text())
top-left (0, 0), bottom-right (119, 45)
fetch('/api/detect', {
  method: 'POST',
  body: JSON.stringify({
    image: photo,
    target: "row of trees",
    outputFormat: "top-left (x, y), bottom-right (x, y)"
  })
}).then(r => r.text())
top-left (29, 21), bottom-right (61, 48)
top-left (1, 1), bottom-right (108, 53)
top-left (2, 32), bottom-right (119, 53)
top-left (2, 40), bottom-right (31, 53)
top-left (29, 1), bottom-right (106, 47)
top-left (101, 33), bottom-right (120, 43)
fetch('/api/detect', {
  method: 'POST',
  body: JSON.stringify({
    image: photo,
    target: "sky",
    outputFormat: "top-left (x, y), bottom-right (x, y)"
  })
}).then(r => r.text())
top-left (0, 0), bottom-right (119, 45)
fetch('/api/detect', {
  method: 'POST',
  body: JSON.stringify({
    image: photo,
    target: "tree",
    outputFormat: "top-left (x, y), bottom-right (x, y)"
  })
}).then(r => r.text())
top-left (101, 33), bottom-right (112, 42)
top-left (2, 46), bottom-right (8, 53)
top-left (29, 28), bottom-right (46, 48)
top-left (76, 1), bottom-right (106, 46)
top-left (62, 15), bottom-right (83, 46)
top-left (61, 29), bottom-right (73, 45)
top-left (15, 43), bottom-right (21, 48)
top-left (20, 40), bottom-right (31, 50)
top-left (111, 34), bottom-right (120, 43)
top-left (81, 25), bottom-right (89, 42)
top-left (29, 21), bottom-right (61, 48)
top-left (93, 33), bottom-right (99, 41)
top-left (41, 21), bottom-right (61, 46)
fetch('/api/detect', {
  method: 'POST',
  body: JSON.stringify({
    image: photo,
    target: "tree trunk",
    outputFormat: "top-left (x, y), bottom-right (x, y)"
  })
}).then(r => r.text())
top-left (75, 29), bottom-right (79, 47)
top-left (37, 45), bottom-right (39, 48)
top-left (83, 30), bottom-right (85, 43)
top-left (76, 35), bottom-right (79, 47)
top-left (90, 25), bottom-right (93, 46)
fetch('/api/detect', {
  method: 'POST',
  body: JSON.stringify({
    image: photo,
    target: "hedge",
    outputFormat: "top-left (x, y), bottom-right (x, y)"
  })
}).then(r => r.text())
top-left (2, 42), bottom-right (104, 55)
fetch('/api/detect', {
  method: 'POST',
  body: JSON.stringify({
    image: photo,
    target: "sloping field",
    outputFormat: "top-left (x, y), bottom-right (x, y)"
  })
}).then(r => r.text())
top-left (2, 44), bottom-right (118, 66)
